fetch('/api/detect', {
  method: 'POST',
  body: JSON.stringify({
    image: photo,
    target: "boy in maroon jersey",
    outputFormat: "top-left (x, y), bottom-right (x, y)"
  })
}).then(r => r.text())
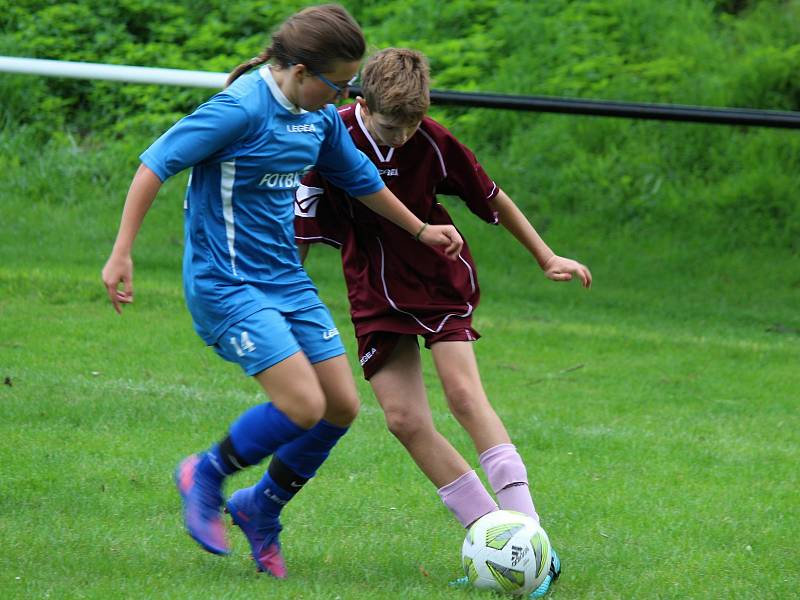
top-left (294, 48), bottom-right (591, 596)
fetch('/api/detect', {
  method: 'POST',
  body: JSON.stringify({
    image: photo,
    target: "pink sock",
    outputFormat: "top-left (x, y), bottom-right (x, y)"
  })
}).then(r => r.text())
top-left (437, 470), bottom-right (498, 528)
top-left (479, 443), bottom-right (539, 523)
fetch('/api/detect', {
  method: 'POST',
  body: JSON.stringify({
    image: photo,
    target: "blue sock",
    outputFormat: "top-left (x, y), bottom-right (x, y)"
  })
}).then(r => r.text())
top-left (253, 471), bottom-right (293, 518)
top-left (229, 403), bottom-right (307, 464)
top-left (196, 448), bottom-right (233, 486)
top-left (276, 419), bottom-right (349, 478)
top-left (197, 403), bottom-right (306, 484)
top-left (253, 420), bottom-right (349, 516)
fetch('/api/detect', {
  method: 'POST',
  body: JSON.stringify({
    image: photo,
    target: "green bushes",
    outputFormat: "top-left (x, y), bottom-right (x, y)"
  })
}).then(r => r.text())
top-left (1, 0), bottom-right (798, 249)
top-left (1, 0), bottom-right (303, 136)
top-left (364, 0), bottom-right (800, 249)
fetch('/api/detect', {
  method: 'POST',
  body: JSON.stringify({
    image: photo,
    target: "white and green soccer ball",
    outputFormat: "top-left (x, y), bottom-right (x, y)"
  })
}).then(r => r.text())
top-left (461, 510), bottom-right (552, 596)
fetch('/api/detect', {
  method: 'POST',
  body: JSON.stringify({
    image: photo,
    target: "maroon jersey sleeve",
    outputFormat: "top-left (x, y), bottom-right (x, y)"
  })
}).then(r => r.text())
top-left (426, 120), bottom-right (499, 225)
top-left (294, 170), bottom-right (348, 249)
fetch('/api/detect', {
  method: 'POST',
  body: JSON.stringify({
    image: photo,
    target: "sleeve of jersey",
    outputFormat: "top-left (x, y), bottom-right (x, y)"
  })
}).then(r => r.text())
top-left (294, 171), bottom-right (346, 249)
top-left (435, 127), bottom-right (500, 225)
top-left (139, 95), bottom-right (251, 182)
top-left (315, 105), bottom-right (384, 197)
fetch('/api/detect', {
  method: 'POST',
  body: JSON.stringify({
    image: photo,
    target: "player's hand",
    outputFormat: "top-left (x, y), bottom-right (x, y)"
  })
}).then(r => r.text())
top-left (543, 255), bottom-right (592, 288)
top-left (101, 252), bottom-right (134, 314)
top-left (418, 224), bottom-right (463, 260)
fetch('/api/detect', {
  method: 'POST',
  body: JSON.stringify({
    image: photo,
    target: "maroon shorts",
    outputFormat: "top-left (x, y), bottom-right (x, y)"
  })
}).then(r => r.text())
top-left (356, 325), bottom-right (481, 380)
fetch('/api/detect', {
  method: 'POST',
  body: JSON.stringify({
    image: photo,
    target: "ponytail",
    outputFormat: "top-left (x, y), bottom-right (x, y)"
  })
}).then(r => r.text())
top-left (226, 51), bottom-right (270, 88)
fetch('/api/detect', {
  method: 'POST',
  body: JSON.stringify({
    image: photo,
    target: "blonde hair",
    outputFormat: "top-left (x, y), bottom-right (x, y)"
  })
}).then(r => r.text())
top-left (226, 4), bottom-right (365, 87)
top-left (360, 48), bottom-right (430, 121)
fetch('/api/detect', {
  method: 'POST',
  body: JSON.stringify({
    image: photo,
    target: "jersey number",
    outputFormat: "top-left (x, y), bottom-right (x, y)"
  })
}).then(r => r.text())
top-left (229, 331), bottom-right (256, 357)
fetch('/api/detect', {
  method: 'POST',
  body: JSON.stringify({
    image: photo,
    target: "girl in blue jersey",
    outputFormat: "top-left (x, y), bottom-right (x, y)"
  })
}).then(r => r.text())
top-left (101, 4), bottom-right (462, 578)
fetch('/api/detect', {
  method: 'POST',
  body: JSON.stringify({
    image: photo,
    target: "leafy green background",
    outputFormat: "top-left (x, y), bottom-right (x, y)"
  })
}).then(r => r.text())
top-left (2, 0), bottom-right (799, 248)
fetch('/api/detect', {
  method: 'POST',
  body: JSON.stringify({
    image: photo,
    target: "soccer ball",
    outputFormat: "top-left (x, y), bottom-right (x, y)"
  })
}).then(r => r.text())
top-left (461, 510), bottom-right (552, 596)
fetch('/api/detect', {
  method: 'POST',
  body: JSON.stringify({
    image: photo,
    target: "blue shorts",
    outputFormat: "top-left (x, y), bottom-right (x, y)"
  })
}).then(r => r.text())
top-left (212, 304), bottom-right (345, 376)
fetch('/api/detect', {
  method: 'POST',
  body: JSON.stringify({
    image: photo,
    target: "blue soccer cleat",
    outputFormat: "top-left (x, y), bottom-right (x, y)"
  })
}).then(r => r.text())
top-left (530, 547), bottom-right (561, 599)
top-left (226, 486), bottom-right (287, 578)
top-left (174, 454), bottom-right (229, 555)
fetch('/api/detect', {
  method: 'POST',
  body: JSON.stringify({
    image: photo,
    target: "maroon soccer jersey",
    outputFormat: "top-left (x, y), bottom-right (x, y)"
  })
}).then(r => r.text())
top-left (294, 103), bottom-right (499, 337)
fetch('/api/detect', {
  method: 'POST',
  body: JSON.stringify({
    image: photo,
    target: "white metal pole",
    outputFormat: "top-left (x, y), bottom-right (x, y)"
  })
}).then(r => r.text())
top-left (0, 56), bottom-right (227, 88)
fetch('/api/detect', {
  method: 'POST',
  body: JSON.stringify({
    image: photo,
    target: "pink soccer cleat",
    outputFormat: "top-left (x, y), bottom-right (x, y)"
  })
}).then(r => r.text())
top-left (174, 454), bottom-right (229, 555)
top-left (226, 486), bottom-right (287, 578)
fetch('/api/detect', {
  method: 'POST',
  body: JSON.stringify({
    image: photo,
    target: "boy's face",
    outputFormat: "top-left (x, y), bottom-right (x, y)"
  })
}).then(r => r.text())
top-left (360, 101), bottom-right (422, 148)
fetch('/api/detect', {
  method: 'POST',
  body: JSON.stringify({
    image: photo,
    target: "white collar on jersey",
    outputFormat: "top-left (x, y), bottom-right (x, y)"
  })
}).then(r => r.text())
top-left (355, 103), bottom-right (395, 163)
top-left (259, 65), bottom-right (307, 115)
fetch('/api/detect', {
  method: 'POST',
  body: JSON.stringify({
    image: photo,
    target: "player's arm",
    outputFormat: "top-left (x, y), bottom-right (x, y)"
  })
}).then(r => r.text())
top-left (489, 189), bottom-right (592, 288)
top-left (101, 163), bottom-right (163, 313)
top-left (317, 110), bottom-right (462, 259)
top-left (355, 187), bottom-right (463, 260)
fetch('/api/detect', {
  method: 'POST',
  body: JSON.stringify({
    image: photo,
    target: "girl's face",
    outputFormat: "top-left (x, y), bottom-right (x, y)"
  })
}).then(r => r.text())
top-left (295, 60), bottom-right (360, 112)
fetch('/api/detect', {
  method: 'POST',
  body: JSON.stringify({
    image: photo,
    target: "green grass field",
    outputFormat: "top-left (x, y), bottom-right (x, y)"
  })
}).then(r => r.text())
top-left (1, 146), bottom-right (798, 599)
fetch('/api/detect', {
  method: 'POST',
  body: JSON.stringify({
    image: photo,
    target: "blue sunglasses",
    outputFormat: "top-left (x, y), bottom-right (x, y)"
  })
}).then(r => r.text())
top-left (311, 70), bottom-right (358, 99)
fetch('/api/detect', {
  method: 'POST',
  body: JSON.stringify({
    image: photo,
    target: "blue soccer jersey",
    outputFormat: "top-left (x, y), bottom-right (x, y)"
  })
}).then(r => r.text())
top-left (140, 66), bottom-right (384, 344)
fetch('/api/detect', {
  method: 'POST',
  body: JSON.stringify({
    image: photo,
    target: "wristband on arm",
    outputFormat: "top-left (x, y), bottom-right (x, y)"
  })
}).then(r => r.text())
top-left (413, 222), bottom-right (429, 241)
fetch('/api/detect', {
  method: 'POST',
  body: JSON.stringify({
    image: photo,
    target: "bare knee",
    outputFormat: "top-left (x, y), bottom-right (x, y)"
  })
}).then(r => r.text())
top-left (384, 408), bottom-right (427, 445)
top-left (277, 387), bottom-right (326, 429)
top-left (444, 383), bottom-right (484, 421)
top-left (312, 353), bottom-right (361, 427)
top-left (325, 392), bottom-right (360, 427)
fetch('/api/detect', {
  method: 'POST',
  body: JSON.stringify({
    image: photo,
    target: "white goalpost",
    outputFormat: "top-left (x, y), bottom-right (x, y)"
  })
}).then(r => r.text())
top-left (0, 56), bottom-right (226, 88)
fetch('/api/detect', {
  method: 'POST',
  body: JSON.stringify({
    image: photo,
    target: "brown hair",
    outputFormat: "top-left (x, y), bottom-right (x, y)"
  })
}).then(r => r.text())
top-left (226, 4), bottom-right (366, 87)
top-left (360, 48), bottom-right (430, 121)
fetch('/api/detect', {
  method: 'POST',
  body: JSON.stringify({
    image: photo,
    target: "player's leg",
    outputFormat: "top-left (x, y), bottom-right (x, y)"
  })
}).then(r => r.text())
top-left (430, 338), bottom-right (539, 522)
top-left (431, 337), bottom-right (561, 596)
top-left (223, 349), bottom-right (327, 577)
top-left (177, 309), bottom-right (323, 560)
top-left (369, 334), bottom-right (497, 528)
top-left (241, 354), bottom-right (358, 529)
top-left (227, 305), bottom-right (356, 576)
top-left (261, 305), bottom-right (358, 498)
